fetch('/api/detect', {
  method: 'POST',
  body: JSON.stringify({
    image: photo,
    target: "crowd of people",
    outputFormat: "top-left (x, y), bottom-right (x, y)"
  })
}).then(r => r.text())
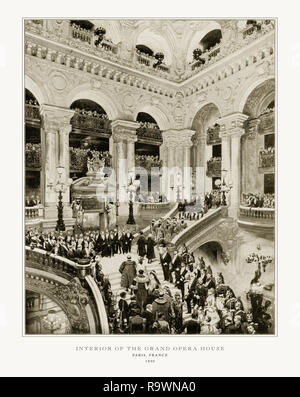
top-left (135, 154), bottom-right (162, 170)
top-left (73, 107), bottom-right (109, 120)
top-left (25, 228), bottom-right (137, 260)
top-left (25, 194), bottom-right (41, 207)
top-left (242, 193), bottom-right (275, 208)
top-left (25, 98), bottom-right (39, 106)
top-left (137, 121), bottom-right (160, 130)
top-left (116, 245), bottom-right (273, 334)
top-left (259, 147), bottom-right (275, 168)
top-left (25, 143), bottom-right (41, 167)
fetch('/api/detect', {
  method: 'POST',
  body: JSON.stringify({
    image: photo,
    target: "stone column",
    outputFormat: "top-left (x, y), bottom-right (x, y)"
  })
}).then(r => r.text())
top-left (242, 118), bottom-right (261, 195)
top-left (219, 113), bottom-right (248, 218)
top-left (111, 120), bottom-right (139, 204)
top-left (194, 135), bottom-right (206, 200)
top-left (162, 129), bottom-right (195, 203)
top-left (183, 145), bottom-right (192, 201)
top-left (220, 127), bottom-right (231, 183)
top-left (40, 105), bottom-right (74, 228)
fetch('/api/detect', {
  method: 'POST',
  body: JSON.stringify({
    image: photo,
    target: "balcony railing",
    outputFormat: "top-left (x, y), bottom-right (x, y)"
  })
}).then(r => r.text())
top-left (70, 23), bottom-right (93, 44)
top-left (206, 157), bottom-right (221, 177)
top-left (259, 150), bottom-right (275, 168)
top-left (71, 113), bottom-right (112, 135)
top-left (134, 51), bottom-right (170, 74)
top-left (25, 143), bottom-right (41, 168)
top-left (239, 205), bottom-right (274, 220)
top-left (206, 124), bottom-right (221, 145)
top-left (25, 104), bottom-right (40, 121)
top-left (25, 205), bottom-right (44, 220)
top-left (136, 124), bottom-right (163, 144)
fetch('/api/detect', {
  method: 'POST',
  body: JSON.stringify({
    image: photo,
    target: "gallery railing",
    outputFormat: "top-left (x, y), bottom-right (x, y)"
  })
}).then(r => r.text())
top-left (71, 113), bottom-right (112, 135)
top-left (25, 143), bottom-right (41, 168)
top-left (259, 151), bottom-right (275, 168)
top-left (239, 205), bottom-right (275, 220)
top-left (25, 104), bottom-right (40, 121)
top-left (25, 205), bottom-right (44, 220)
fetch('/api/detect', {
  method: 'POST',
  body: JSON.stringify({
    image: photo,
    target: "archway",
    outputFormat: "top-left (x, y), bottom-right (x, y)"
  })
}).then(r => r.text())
top-left (191, 103), bottom-right (222, 199)
top-left (187, 21), bottom-right (222, 64)
top-left (240, 78), bottom-right (275, 200)
top-left (69, 99), bottom-right (112, 182)
top-left (25, 89), bottom-right (41, 209)
top-left (135, 28), bottom-right (173, 66)
top-left (135, 112), bottom-right (162, 202)
top-left (193, 241), bottom-right (225, 268)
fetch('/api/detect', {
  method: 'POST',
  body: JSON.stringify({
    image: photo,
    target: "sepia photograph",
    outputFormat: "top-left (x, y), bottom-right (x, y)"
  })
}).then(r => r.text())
top-left (24, 17), bottom-right (276, 336)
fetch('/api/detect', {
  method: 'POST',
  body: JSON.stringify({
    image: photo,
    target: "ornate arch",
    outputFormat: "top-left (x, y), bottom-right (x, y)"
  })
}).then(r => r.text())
top-left (186, 21), bottom-right (222, 64)
top-left (190, 102), bottom-right (222, 134)
top-left (236, 77), bottom-right (275, 117)
top-left (133, 103), bottom-right (171, 130)
top-left (65, 84), bottom-right (121, 120)
top-left (25, 74), bottom-right (49, 105)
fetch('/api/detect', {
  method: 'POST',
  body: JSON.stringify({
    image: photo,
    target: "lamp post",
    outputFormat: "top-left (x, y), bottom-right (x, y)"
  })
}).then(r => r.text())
top-left (126, 172), bottom-right (140, 225)
top-left (215, 169), bottom-right (232, 206)
top-left (55, 167), bottom-right (67, 232)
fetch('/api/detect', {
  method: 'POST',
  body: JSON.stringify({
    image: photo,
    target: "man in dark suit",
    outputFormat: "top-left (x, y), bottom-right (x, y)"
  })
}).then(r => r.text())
top-left (171, 249), bottom-right (182, 284)
top-left (124, 230), bottom-right (134, 253)
top-left (160, 247), bottom-right (172, 282)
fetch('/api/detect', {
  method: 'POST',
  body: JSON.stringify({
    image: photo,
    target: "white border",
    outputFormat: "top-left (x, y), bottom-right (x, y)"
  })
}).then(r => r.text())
top-left (0, 0), bottom-right (299, 377)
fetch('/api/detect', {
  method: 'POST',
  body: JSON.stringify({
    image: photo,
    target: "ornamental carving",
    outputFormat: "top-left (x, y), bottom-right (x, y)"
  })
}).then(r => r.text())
top-left (26, 274), bottom-right (90, 333)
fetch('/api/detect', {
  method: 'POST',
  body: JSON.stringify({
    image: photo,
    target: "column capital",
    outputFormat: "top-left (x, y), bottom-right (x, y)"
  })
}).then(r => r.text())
top-left (40, 104), bottom-right (74, 132)
top-left (219, 112), bottom-right (249, 138)
top-left (162, 129), bottom-right (195, 147)
top-left (111, 119), bottom-right (139, 142)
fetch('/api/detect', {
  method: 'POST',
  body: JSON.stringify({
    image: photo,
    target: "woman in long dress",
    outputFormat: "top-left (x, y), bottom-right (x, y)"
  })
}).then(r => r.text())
top-left (131, 269), bottom-right (149, 313)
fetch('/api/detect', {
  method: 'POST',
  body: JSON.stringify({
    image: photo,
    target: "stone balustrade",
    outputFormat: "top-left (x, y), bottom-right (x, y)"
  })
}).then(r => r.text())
top-left (25, 205), bottom-right (43, 220)
top-left (172, 207), bottom-right (225, 249)
top-left (135, 51), bottom-right (170, 74)
top-left (239, 205), bottom-right (274, 220)
top-left (25, 246), bottom-right (109, 333)
top-left (25, 104), bottom-right (40, 121)
top-left (138, 202), bottom-right (171, 211)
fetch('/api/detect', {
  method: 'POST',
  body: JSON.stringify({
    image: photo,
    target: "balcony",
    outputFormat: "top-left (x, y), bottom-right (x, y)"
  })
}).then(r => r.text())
top-left (206, 157), bottom-right (221, 177)
top-left (238, 194), bottom-right (275, 234)
top-left (136, 122), bottom-right (163, 145)
top-left (25, 104), bottom-right (41, 127)
top-left (25, 143), bottom-right (41, 169)
top-left (134, 51), bottom-right (170, 74)
top-left (258, 109), bottom-right (275, 134)
top-left (70, 23), bottom-right (118, 55)
top-left (71, 112), bottom-right (112, 136)
top-left (206, 124), bottom-right (221, 145)
top-left (259, 149), bottom-right (275, 170)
